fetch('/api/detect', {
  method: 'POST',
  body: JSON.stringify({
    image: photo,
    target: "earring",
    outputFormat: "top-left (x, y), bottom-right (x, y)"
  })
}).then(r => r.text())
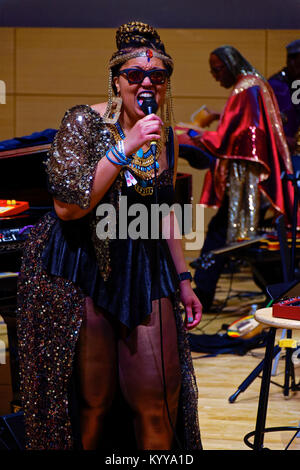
top-left (161, 79), bottom-right (175, 142)
top-left (165, 78), bottom-right (175, 127)
top-left (103, 69), bottom-right (123, 124)
top-left (104, 96), bottom-right (122, 124)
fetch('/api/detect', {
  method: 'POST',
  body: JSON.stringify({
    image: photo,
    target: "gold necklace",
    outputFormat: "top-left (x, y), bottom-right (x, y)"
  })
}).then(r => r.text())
top-left (109, 122), bottom-right (163, 196)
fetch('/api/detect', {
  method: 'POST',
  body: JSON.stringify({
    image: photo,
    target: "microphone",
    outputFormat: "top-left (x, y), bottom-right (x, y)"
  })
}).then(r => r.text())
top-left (139, 96), bottom-right (158, 116)
top-left (139, 97), bottom-right (158, 156)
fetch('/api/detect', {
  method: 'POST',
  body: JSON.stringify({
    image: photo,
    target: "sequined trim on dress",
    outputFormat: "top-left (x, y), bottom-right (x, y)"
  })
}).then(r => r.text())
top-left (17, 214), bottom-right (202, 450)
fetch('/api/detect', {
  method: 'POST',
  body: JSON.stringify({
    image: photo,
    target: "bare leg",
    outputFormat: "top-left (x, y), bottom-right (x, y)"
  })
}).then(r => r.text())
top-left (118, 297), bottom-right (181, 450)
top-left (76, 297), bottom-right (117, 450)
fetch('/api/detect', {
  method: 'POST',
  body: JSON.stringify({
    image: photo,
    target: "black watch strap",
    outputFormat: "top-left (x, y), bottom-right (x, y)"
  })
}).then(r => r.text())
top-left (178, 271), bottom-right (192, 282)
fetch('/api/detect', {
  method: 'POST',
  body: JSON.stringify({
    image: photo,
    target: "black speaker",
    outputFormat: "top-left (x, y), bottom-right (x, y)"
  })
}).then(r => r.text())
top-left (0, 411), bottom-right (25, 450)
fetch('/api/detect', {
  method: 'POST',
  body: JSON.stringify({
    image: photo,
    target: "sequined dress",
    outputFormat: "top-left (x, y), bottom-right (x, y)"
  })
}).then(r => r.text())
top-left (17, 105), bottom-right (201, 450)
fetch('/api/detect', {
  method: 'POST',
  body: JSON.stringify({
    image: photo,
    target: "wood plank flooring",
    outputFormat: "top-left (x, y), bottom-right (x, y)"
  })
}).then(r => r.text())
top-left (189, 256), bottom-right (300, 451)
top-left (1, 253), bottom-right (300, 451)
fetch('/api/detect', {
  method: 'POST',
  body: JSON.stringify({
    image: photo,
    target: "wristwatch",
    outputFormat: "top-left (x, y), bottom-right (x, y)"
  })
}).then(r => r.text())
top-left (178, 271), bottom-right (192, 282)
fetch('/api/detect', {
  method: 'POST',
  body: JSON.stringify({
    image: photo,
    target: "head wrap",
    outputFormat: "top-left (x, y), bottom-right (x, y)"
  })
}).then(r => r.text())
top-left (109, 21), bottom-right (173, 75)
top-left (286, 39), bottom-right (300, 55)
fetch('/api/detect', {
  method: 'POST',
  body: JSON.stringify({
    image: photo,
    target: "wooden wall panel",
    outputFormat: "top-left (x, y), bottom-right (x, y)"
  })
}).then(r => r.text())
top-left (0, 95), bottom-right (15, 141)
top-left (0, 26), bottom-right (298, 149)
top-left (0, 28), bottom-right (15, 140)
top-left (15, 94), bottom-right (105, 136)
top-left (15, 28), bottom-right (268, 98)
top-left (266, 30), bottom-right (300, 78)
top-left (0, 28), bottom-right (15, 94)
top-left (16, 28), bottom-right (115, 95)
top-left (160, 29), bottom-right (267, 98)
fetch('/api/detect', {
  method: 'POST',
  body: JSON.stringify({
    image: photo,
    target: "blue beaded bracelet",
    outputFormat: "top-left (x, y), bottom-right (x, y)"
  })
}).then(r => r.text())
top-left (106, 145), bottom-right (132, 167)
top-left (111, 146), bottom-right (130, 165)
top-left (105, 149), bottom-right (123, 166)
top-left (115, 143), bottom-right (133, 164)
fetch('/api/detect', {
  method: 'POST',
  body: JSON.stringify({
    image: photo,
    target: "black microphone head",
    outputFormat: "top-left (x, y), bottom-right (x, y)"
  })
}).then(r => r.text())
top-left (139, 96), bottom-right (158, 115)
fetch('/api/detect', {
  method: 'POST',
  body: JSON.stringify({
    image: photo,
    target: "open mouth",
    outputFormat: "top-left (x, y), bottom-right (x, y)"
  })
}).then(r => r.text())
top-left (137, 91), bottom-right (155, 107)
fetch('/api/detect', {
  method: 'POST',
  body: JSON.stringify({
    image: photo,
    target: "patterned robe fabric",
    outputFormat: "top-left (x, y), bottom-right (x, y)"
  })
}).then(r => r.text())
top-left (177, 75), bottom-right (295, 241)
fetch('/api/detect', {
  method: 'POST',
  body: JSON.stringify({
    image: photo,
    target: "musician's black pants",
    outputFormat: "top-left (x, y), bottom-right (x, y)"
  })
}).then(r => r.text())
top-left (194, 199), bottom-right (228, 311)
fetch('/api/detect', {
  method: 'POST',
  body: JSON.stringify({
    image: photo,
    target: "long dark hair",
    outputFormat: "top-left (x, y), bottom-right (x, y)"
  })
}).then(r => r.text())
top-left (211, 45), bottom-right (264, 80)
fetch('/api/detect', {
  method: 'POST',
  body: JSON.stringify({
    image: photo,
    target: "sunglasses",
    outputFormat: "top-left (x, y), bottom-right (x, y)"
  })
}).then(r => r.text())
top-left (117, 68), bottom-right (169, 85)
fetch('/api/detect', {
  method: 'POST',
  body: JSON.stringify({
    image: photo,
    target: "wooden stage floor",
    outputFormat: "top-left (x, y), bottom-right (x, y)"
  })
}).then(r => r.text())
top-left (189, 257), bottom-right (300, 451)
top-left (1, 256), bottom-right (300, 451)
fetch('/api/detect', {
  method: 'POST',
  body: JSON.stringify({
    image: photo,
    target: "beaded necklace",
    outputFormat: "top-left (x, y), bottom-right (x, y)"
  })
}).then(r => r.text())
top-left (111, 121), bottom-right (163, 196)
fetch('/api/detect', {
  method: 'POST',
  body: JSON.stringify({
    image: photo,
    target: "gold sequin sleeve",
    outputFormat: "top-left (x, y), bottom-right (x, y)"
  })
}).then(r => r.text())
top-left (45, 104), bottom-right (113, 209)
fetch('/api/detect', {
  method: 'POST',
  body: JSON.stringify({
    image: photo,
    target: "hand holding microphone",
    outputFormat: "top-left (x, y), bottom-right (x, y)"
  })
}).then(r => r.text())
top-left (139, 96), bottom-right (159, 156)
top-left (121, 97), bottom-right (162, 157)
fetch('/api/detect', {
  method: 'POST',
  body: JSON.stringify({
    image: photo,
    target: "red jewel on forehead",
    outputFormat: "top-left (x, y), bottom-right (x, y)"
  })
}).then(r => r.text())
top-left (146, 49), bottom-right (153, 62)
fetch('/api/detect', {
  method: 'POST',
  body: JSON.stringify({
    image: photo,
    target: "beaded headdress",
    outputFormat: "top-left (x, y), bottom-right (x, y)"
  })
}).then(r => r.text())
top-left (109, 48), bottom-right (173, 69)
top-left (103, 21), bottom-right (175, 126)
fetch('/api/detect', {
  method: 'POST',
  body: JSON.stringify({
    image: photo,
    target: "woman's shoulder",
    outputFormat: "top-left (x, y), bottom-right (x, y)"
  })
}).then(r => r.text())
top-left (90, 102), bottom-right (108, 117)
top-left (61, 103), bottom-right (107, 126)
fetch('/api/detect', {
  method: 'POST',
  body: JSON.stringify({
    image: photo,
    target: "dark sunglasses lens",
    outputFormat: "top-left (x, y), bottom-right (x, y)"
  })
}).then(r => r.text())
top-left (150, 70), bottom-right (167, 84)
top-left (122, 69), bottom-right (167, 84)
top-left (126, 70), bottom-right (145, 83)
